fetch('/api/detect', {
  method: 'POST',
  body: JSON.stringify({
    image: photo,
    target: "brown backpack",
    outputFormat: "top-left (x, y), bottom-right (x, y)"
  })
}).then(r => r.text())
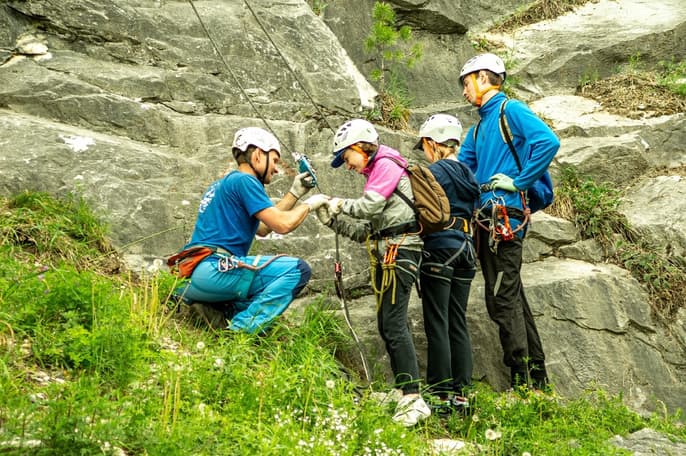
top-left (379, 156), bottom-right (452, 235)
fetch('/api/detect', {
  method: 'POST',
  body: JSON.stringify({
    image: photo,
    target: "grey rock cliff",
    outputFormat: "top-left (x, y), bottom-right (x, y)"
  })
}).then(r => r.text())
top-left (0, 0), bottom-right (684, 417)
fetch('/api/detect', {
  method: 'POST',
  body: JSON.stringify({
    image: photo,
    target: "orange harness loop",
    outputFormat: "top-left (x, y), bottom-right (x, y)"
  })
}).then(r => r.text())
top-left (493, 204), bottom-right (514, 241)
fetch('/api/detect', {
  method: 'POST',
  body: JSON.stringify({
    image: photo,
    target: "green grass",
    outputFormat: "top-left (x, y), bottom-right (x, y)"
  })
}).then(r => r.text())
top-left (0, 191), bottom-right (684, 455)
top-left (658, 59), bottom-right (686, 97)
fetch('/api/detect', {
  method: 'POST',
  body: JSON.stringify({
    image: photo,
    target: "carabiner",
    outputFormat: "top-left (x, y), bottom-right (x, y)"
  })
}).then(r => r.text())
top-left (217, 256), bottom-right (234, 272)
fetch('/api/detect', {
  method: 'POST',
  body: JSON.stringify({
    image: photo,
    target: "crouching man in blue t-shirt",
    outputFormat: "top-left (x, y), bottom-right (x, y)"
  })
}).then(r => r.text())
top-left (173, 127), bottom-right (328, 334)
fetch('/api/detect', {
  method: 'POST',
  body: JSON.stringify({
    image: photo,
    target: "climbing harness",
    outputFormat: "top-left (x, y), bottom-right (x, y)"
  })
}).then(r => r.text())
top-left (217, 253), bottom-right (285, 272)
top-left (187, 0), bottom-right (371, 384)
top-left (366, 236), bottom-right (408, 310)
top-left (473, 193), bottom-right (530, 254)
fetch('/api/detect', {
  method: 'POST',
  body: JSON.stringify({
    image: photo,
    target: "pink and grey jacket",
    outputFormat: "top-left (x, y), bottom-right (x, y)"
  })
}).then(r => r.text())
top-left (332, 145), bottom-right (422, 251)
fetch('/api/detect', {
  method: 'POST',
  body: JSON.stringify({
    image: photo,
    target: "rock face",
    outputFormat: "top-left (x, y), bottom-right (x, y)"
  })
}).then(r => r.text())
top-left (1, 0), bottom-right (685, 415)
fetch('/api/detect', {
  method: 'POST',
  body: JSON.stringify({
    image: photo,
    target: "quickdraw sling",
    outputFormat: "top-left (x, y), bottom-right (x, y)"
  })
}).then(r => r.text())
top-left (366, 236), bottom-right (407, 310)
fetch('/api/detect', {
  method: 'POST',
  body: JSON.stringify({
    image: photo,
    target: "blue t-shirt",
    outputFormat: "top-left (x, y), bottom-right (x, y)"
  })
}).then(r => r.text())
top-left (184, 171), bottom-right (273, 256)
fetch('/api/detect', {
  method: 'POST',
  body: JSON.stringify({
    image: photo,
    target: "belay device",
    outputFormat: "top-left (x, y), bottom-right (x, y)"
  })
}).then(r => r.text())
top-left (293, 152), bottom-right (318, 188)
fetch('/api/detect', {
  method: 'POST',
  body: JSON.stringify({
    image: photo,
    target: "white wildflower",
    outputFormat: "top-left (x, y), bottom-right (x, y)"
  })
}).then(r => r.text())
top-left (485, 428), bottom-right (502, 440)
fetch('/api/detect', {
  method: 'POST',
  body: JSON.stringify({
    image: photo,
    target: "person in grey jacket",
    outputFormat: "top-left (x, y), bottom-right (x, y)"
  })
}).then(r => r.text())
top-left (315, 119), bottom-right (431, 427)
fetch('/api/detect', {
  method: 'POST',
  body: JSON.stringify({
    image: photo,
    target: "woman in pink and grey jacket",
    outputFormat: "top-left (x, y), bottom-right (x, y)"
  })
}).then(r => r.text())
top-left (315, 119), bottom-right (431, 427)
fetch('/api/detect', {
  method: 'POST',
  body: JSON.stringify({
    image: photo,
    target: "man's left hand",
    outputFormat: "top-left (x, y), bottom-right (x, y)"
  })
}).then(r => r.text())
top-left (289, 172), bottom-right (314, 199)
top-left (489, 173), bottom-right (518, 192)
top-left (303, 194), bottom-right (330, 212)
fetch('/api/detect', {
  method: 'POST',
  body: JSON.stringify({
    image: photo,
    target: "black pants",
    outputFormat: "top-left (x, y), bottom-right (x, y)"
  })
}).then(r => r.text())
top-left (420, 241), bottom-right (476, 396)
top-left (476, 228), bottom-right (547, 385)
top-left (375, 248), bottom-right (421, 395)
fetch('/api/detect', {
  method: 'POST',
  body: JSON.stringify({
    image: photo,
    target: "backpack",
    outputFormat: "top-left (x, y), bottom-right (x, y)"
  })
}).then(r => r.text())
top-left (378, 156), bottom-right (452, 235)
top-left (474, 99), bottom-right (554, 213)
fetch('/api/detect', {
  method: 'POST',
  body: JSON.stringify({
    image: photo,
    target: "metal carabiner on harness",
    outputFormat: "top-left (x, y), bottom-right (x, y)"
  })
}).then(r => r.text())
top-left (217, 255), bottom-right (236, 272)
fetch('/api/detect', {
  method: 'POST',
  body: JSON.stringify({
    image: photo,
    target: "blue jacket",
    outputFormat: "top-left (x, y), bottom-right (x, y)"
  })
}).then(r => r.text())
top-left (458, 92), bottom-right (559, 212)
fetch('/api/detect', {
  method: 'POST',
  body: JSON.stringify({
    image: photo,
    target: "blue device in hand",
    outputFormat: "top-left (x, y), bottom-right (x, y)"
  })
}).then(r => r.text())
top-left (293, 152), bottom-right (317, 188)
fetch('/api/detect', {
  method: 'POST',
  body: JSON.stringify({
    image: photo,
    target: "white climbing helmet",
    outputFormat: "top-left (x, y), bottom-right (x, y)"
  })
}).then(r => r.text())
top-left (331, 119), bottom-right (379, 168)
top-left (459, 53), bottom-right (507, 83)
top-left (415, 113), bottom-right (463, 149)
top-left (232, 127), bottom-right (281, 156)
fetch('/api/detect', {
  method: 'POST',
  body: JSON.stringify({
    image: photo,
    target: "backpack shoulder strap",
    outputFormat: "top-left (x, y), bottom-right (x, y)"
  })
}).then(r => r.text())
top-left (499, 100), bottom-right (523, 171)
top-left (473, 120), bottom-right (481, 144)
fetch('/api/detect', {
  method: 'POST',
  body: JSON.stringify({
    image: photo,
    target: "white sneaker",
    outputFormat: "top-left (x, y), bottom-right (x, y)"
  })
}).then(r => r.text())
top-left (392, 394), bottom-right (431, 426)
top-left (370, 388), bottom-right (403, 406)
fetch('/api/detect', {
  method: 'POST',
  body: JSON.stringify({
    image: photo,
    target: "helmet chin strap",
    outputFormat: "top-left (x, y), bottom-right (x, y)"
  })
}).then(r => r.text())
top-left (469, 73), bottom-right (501, 107)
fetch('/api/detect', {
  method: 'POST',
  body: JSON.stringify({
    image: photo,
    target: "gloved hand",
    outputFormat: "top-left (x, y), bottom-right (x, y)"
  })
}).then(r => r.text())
top-left (489, 173), bottom-right (518, 192)
top-left (303, 194), bottom-right (329, 212)
top-left (315, 206), bottom-right (333, 227)
top-left (289, 172), bottom-right (314, 199)
top-left (327, 197), bottom-right (344, 216)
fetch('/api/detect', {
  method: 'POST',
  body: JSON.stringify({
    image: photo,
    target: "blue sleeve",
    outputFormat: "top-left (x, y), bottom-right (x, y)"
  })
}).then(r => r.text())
top-left (506, 101), bottom-right (560, 190)
top-left (235, 175), bottom-right (273, 217)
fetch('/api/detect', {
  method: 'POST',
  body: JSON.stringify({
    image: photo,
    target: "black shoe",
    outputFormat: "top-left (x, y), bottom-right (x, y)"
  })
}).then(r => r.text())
top-left (425, 394), bottom-right (469, 416)
top-left (529, 362), bottom-right (549, 391)
top-left (450, 395), bottom-right (470, 414)
top-left (189, 302), bottom-right (229, 330)
top-left (425, 394), bottom-right (452, 415)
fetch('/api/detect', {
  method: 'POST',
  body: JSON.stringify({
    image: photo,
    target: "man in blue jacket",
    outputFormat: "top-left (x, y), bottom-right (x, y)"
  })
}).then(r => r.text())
top-left (457, 53), bottom-right (560, 390)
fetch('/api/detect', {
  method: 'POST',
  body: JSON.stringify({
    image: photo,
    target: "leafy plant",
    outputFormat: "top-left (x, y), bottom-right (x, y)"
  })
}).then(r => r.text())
top-left (553, 166), bottom-right (634, 248)
top-left (305, 0), bottom-right (328, 16)
top-left (363, 1), bottom-right (422, 129)
top-left (658, 58), bottom-right (686, 97)
top-left (578, 67), bottom-right (600, 93)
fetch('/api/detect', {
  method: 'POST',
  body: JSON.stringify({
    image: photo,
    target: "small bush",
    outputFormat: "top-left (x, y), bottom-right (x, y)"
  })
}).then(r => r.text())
top-left (554, 166), bottom-right (686, 319)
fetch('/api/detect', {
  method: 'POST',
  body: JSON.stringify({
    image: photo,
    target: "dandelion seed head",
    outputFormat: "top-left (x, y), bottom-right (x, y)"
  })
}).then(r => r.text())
top-left (485, 428), bottom-right (502, 440)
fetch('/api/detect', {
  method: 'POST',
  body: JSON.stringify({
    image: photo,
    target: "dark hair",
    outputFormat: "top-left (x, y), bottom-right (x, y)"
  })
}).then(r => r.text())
top-left (359, 142), bottom-right (378, 155)
top-left (483, 70), bottom-right (504, 86)
top-left (233, 145), bottom-right (257, 165)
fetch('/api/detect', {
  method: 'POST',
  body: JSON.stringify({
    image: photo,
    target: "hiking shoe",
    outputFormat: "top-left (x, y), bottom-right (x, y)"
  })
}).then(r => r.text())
top-left (450, 395), bottom-right (470, 414)
top-left (190, 302), bottom-right (229, 330)
top-left (426, 394), bottom-right (469, 416)
top-left (424, 394), bottom-right (453, 416)
top-left (392, 394), bottom-right (431, 427)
